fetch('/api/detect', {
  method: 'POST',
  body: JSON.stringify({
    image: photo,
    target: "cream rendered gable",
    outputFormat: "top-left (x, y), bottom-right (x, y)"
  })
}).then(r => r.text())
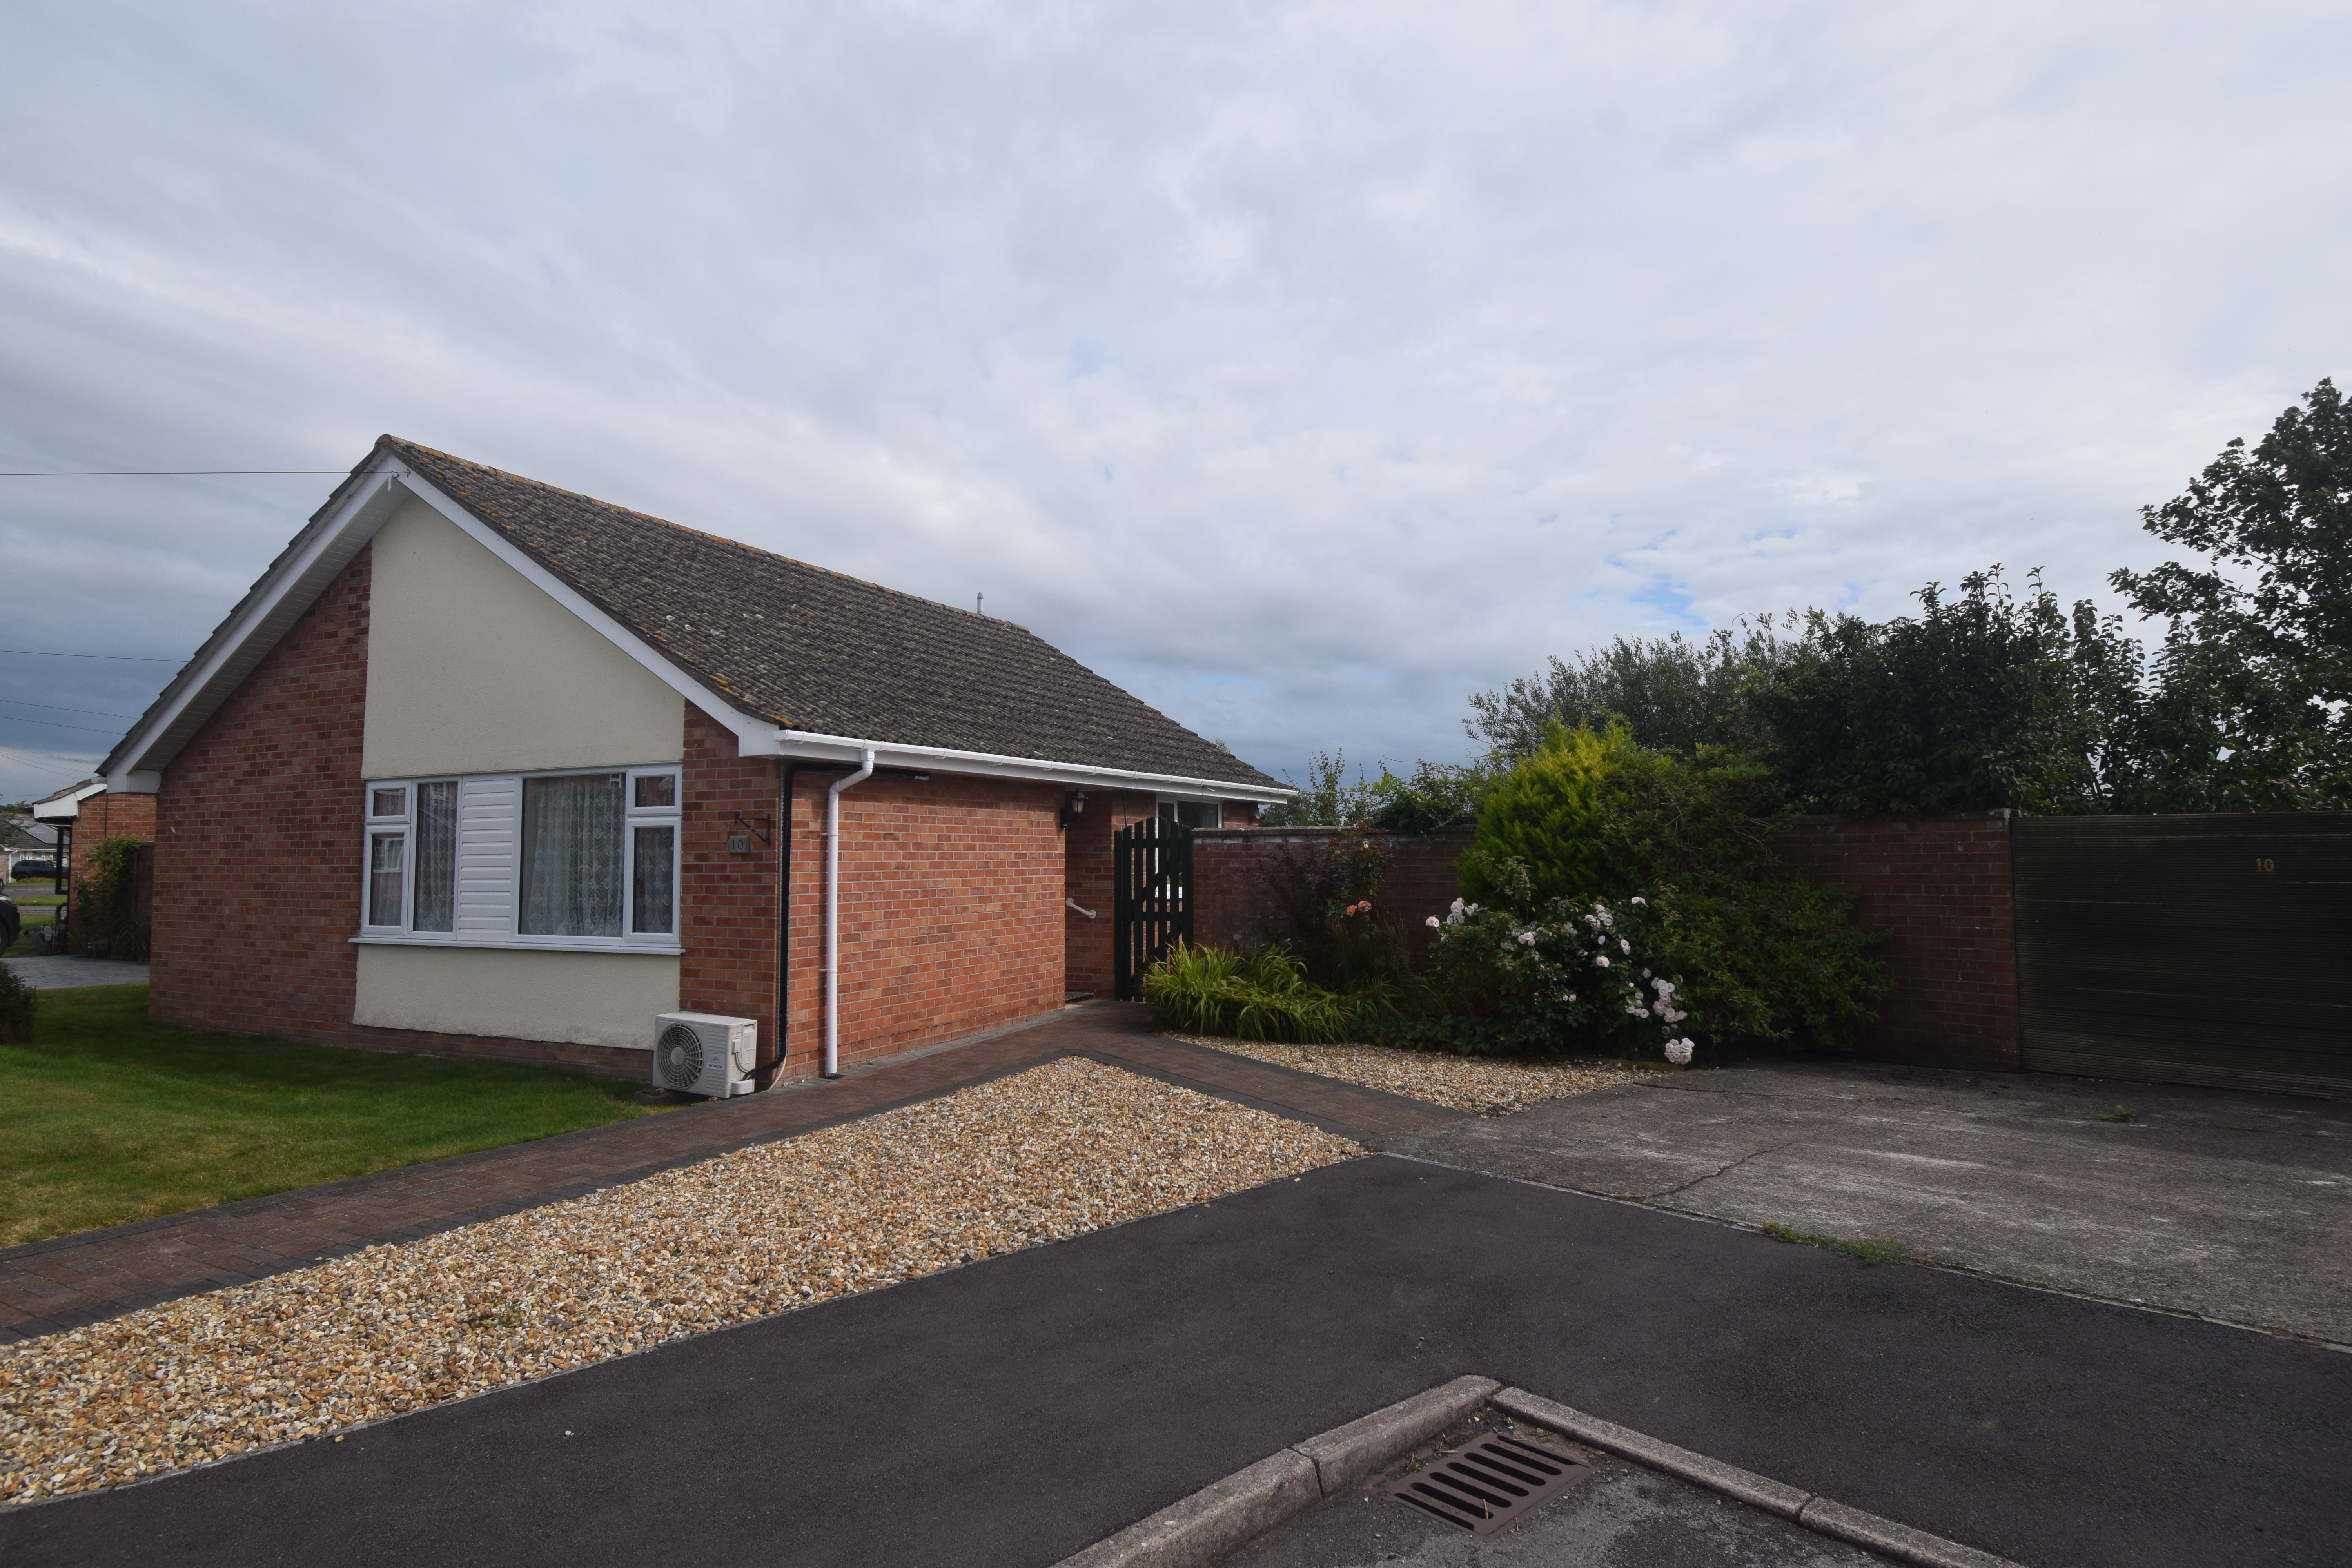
top-left (355, 497), bottom-right (684, 1052)
top-left (361, 497), bottom-right (684, 777)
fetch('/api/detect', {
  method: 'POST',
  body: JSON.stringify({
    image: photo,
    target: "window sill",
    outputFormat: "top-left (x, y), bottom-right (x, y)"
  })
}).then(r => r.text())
top-left (350, 935), bottom-right (684, 956)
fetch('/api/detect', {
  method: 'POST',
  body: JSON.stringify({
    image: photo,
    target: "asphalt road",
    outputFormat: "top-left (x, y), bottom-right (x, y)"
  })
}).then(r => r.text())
top-left (7, 1155), bottom-right (2346, 1568)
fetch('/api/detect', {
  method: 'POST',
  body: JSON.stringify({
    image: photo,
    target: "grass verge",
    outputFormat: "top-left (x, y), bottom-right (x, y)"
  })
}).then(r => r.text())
top-left (1759, 1221), bottom-right (1923, 1266)
top-left (0, 984), bottom-right (670, 1247)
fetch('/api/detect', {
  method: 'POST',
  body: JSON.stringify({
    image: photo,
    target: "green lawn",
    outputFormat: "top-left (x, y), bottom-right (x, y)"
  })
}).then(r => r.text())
top-left (0, 984), bottom-right (672, 1247)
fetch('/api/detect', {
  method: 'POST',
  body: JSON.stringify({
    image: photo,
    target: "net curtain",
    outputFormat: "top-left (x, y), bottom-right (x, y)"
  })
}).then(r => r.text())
top-left (520, 773), bottom-right (626, 936)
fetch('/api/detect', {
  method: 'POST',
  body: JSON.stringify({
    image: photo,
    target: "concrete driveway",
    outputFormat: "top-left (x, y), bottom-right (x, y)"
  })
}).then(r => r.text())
top-left (1381, 1058), bottom-right (2352, 1345)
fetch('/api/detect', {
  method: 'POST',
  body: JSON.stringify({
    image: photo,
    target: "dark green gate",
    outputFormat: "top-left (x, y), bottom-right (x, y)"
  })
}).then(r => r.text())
top-left (1113, 816), bottom-right (1193, 1001)
top-left (2014, 813), bottom-right (2352, 1096)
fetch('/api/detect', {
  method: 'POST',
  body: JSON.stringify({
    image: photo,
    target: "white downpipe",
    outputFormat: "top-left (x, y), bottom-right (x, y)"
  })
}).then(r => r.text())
top-left (822, 748), bottom-right (876, 1078)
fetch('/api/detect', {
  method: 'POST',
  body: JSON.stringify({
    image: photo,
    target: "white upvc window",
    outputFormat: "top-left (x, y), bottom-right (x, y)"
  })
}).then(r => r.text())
top-left (359, 766), bottom-right (681, 953)
top-left (1156, 796), bottom-right (1222, 829)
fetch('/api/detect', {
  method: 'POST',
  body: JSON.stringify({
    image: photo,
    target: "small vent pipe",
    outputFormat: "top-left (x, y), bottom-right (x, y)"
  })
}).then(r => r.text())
top-left (821, 747), bottom-right (875, 1078)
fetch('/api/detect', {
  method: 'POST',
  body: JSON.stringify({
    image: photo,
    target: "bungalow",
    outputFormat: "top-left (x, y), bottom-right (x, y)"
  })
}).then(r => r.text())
top-left (99, 438), bottom-right (1287, 1085)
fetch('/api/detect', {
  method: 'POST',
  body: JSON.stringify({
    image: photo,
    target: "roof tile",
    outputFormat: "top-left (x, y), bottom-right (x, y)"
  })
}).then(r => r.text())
top-left (386, 439), bottom-right (1277, 789)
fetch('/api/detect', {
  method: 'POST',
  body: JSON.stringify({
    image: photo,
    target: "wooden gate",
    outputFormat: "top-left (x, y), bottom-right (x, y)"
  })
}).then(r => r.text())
top-left (1113, 816), bottom-right (1194, 1001)
top-left (2014, 812), bottom-right (2352, 1096)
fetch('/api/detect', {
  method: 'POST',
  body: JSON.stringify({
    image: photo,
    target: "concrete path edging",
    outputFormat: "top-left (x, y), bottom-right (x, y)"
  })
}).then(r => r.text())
top-left (1492, 1387), bottom-right (2024, 1568)
top-left (1056, 1375), bottom-right (1499, 1567)
top-left (1053, 1376), bottom-right (2025, 1568)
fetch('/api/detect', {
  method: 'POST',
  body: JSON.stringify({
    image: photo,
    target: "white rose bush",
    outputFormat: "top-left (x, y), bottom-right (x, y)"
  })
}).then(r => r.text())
top-left (1404, 857), bottom-right (1700, 1061)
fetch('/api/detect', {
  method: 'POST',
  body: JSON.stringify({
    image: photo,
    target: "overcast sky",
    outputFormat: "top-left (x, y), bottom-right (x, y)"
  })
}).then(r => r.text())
top-left (3, 2), bottom-right (2347, 803)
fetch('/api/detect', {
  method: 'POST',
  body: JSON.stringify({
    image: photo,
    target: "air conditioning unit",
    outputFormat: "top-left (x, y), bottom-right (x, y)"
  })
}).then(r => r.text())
top-left (652, 1012), bottom-right (759, 1098)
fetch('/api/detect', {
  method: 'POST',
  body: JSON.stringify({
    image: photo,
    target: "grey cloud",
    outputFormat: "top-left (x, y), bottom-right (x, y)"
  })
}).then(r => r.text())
top-left (0, 0), bottom-right (2345, 799)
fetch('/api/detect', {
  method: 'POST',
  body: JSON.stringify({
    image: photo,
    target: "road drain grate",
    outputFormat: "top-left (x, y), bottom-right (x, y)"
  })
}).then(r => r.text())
top-left (1384, 1431), bottom-right (1595, 1536)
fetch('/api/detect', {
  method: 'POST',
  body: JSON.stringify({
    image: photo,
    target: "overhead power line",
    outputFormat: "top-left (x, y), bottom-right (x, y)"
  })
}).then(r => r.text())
top-left (0, 743), bottom-right (101, 786)
top-left (0, 648), bottom-right (181, 662)
top-left (0, 697), bottom-right (141, 719)
top-left (0, 469), bottom-right (361, 477)
top-left (0, 714), bottom-right (124, 736)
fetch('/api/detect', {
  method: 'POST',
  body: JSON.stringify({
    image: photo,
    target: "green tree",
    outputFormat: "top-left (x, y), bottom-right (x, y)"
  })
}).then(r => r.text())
top-left (1751, 568), bottom-right (2144, 815)
top-left (1466, 621), bottom-right (1796, 763)
top-left (2109, 377), bottom-right (2352, 809)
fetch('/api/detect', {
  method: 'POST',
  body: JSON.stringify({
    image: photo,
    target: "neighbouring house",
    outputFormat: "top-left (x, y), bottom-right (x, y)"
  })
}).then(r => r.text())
top-left (27, 779), bottom-right (156, 885)
top-left (2, 815), bottom-right (62, 876)
top-left (97, 438), bottom-right (1287, 1083)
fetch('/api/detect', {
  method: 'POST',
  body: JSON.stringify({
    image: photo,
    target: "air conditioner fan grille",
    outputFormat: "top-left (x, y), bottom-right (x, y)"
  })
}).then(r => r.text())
top-left (657, 1023), bottom-right (706, 1089)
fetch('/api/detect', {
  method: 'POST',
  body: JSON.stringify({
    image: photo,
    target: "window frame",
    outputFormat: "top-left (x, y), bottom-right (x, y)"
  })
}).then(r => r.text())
top-left (619, 766), bottom-right (682, 947)
top-left (361, 784), bottom-right (412, 933)
top-left (357, 765), bottom-right (683, 955)
top-left (1155, 795), bottom-right (1223, 829)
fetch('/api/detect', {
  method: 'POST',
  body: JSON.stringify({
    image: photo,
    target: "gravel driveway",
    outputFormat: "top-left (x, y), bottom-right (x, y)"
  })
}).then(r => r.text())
top-left (0, 1057), bottom-right (1359, 1505)
top-left (1383, 1057), bottom-right (2352, 1345)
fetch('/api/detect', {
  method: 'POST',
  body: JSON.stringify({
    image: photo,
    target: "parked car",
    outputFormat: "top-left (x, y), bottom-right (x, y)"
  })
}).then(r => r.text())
top-left (10, 860), bottom-right (59, 881)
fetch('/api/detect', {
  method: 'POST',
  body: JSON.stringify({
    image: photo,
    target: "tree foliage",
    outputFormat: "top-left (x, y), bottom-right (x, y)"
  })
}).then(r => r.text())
top-left (1259, 750), bottom-right (1489, 833)
top-left (1466, 622), bottom-right (1795, 763)
top-left (1457, 378), bottom-right (2350, 815)
top-left (1751, 568), bottom-right (2145, 815)
top-left (2109, 376), bottom-right (2352, 809)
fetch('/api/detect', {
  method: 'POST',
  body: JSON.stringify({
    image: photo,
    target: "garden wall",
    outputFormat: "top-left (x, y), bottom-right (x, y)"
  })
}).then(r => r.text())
top-left (1191, 827), bottom-right (1474, 954)
top-left (1191, 817), bottom-right (2022, 1073)
top-left (1773, 812), bottom-right (2020, 1071)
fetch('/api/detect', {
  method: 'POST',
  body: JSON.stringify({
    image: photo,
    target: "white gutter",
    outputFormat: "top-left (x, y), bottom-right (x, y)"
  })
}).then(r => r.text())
top-left (766, 728), bottom-right (1292, 804)
top-left (821, 747), bottom-right (876, 1078)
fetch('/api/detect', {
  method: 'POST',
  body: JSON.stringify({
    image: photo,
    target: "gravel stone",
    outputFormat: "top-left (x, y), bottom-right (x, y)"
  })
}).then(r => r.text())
top-left (1170, 1034), bottom-right (1661, 1116)
top-left (0, 1058), bottom-right (1360, 1506)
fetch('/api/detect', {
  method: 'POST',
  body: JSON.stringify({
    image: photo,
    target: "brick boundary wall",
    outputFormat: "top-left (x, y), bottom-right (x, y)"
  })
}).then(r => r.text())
top-left (1191, 827), bottom-right (1474, 955)
top-left (780, 769), bottom-right (1066, 1076)
top-left (1773, 812), bottom-right (2021, 1072)
top-left (1189, 818), bottom-right (2020, 1072)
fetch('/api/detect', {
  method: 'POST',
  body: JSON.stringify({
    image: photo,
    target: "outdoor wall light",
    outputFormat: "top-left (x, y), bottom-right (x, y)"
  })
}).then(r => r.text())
top-left (1059, 790), bottom-right (1087, 831)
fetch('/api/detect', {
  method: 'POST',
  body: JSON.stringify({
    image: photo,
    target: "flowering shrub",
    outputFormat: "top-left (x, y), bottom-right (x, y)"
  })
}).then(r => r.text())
top-left (1392, 858), bottom-right (1696, 1060)
top-left (1458, 722), bottom-right (1887, 1053)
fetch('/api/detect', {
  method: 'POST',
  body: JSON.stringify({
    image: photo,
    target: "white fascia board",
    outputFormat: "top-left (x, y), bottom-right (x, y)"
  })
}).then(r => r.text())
top-left (763, 728), bottom-right (1295, 802)
top-left (31, 779), bottom-right (107, 822)
top-left (394, 474), bottom-right (777, 754)
top-left (103, 470), bottom-right (409, 792)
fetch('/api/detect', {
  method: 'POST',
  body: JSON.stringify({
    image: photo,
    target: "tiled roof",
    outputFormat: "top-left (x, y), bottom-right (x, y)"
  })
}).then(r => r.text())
top-left (384, 439), bottom-right (1278, 789)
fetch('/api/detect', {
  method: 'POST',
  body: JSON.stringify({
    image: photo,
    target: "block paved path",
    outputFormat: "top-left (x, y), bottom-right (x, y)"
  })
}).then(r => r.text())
top-left (0, 1003), bottom-right (1458, 1342)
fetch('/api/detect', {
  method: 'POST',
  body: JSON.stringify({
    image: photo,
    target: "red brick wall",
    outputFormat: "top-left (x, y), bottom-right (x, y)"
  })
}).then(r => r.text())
top-left (1775, 813), bottom-right (2020, 1071)
top-left (150, 546), bottom-right (375, 1048)
top-left (782, 769), bottom-right (1066, 1074)
top-left (680, 706), bottom-right (782, 1081)
top-left (1192, 828), bottom-right (1472, 954)
top-left (1061, 788), bottom-right (1155, 998)
top-left (62, 789), bottom-right (159, 947)
top-left (65, 791), bottom-right (158, 881)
